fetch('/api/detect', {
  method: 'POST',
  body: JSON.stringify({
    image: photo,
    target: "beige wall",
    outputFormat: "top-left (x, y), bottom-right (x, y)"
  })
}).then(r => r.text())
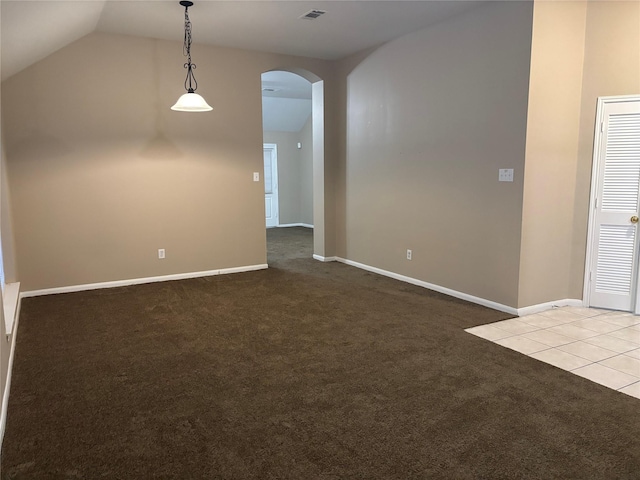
top-left (2, 32), bottom-right (334, 291)
top-left (518, 1), bottom-right (588, 307)
top-left (338, 2), bottom-right (533, 307)
top-left (570, 0), bottom-right (640, 297)
top-left (263, 126), bottom-right (313, 226)
top-left (335, 47), bottom-right (378, 261)
top-left (520, 0), bottom-right (640, 308)
top-left (0, 68), bottom-right (10, 430)
top-left (1, 143), bottom-right (17, 284)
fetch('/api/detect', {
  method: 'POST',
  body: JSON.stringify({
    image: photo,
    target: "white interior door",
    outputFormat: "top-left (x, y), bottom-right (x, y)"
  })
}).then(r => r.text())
top-left (587, 97), bottom-right (640, 312)
top-left (264, 144), bottom-right (279, 227)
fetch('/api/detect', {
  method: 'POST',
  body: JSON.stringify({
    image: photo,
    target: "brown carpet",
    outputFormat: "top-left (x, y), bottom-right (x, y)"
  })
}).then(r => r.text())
top-left (2, 227), bottom-right (639, 479)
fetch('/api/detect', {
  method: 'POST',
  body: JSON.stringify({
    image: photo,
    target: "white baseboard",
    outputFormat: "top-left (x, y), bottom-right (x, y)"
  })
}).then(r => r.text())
top-left (0, 293), bottom-right (21, 450)
top-left (277, 223), bottom-right (314, 229)
top-left (516, 299), bottom-right (584, 317)
top-left (218, 264), bottom-right (269, 275)
top-left (334, 257), bottom-right (518, 315)
top-left (333, 257), bottom-right (586, 317)
top-left (313, 254), bottom-right (338, 263)
top-left (20, 264), bottom-right (269, 298)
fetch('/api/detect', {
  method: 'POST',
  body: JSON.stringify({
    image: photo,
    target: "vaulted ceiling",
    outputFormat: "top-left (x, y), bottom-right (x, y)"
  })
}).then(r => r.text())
top-left (1, 0), bottom-right (482, 81)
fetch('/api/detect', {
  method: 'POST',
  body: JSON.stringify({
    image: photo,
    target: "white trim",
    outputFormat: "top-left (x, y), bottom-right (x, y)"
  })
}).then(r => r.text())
top-left (516, 299), bottom-right (584, 317)
top-left (20, 264), bottom-right (269, 298)
top-left (583, 96), bottom-right (607, 308)
top-left (334, 257), bottom-right (518, 315)
top-left (0, 296), bottom-right (21, 449)
top-left (264, 143), bottom-right (279, 228)
top-left (313, 254), bottom-right (337, 262)
top-left (583, 95), bottom-right (640, 311)
top-left (3, 282), bottom-right (20, 335)
top-left (277, 223), bottom-right (314, 229)
top-left (334, 257), bottom-right (585, 316)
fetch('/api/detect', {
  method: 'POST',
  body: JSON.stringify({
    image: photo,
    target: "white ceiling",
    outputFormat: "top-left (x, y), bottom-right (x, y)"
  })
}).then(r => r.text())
top-left (1, 0), bottom-right (483, 81)
top-left (1, 1), bottom-right (106, 81)
top-left (262, 71), bottom-right (312, 132)
top-left (262, 71), bottom-right (312, 100)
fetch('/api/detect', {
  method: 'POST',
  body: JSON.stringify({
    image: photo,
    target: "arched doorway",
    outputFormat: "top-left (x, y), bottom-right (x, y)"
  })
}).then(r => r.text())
top-left (261, 69), bottom-right (325, 264)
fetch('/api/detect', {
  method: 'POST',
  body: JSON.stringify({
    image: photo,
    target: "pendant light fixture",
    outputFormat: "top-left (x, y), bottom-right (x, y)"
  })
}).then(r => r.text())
top-left (171, 1), bottom-right (212, 112)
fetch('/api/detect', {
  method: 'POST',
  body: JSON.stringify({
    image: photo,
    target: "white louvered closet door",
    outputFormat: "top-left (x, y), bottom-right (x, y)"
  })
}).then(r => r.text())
top-left (589, 99), bottom-right (640, 311)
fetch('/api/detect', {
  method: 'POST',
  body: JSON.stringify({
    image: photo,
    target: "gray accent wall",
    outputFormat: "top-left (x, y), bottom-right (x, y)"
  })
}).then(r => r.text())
top-left (337, 2), bottom-right (534, 307)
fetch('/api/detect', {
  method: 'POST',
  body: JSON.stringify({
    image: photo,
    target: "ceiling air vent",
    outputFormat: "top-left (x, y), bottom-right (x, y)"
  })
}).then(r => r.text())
top-left (299, 9), bottom-right (326, 20)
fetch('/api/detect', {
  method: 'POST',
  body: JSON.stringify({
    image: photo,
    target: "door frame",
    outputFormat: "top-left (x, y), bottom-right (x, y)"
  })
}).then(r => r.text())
top-left (263, 143), bottom-right (279, 228)
top-left (261, 69), bottom-right (326, 258)
top-left (583, 94), bottom-right (640, 313)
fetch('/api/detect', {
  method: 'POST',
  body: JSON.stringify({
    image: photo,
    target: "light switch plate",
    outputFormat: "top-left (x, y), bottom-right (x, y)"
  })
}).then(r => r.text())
top-left (253, 172), bottom-right (260, 182)
top-left (498, 168), bottom-right (514, 182)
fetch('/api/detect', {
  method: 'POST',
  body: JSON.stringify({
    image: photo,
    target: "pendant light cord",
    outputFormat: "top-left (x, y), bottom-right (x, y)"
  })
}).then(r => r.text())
top-left (171, 1), bottom-right (212, 111)
top-left (182, 4), bottom-right (198, 93)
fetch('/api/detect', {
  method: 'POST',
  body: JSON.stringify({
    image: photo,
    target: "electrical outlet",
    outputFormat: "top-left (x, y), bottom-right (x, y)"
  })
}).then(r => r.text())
top-left (406, 249), bottom-right (412, 261)
top-left (498, 168), bottom-right (514, 182)
top-left (158, 248), bottom-right (165, 259)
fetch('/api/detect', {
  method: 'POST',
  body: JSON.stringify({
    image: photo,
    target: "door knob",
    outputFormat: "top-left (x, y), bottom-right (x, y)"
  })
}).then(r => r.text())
top-left (632, 216), bottom-right (639, 224)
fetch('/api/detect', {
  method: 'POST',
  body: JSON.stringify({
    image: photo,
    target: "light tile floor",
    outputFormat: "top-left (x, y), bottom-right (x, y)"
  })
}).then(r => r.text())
top-left (466, 306), bottom-right (640, 399)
